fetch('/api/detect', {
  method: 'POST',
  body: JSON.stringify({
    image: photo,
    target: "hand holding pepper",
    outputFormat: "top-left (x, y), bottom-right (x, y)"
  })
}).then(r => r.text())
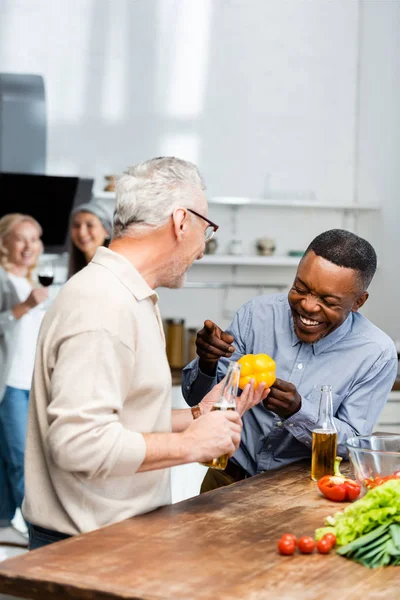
top-left (196, 320), bottom-right (236, 376)
top-left (263, 378), bottom-right (302, 418)
top-left (200, 377), bottom-right (269, 417)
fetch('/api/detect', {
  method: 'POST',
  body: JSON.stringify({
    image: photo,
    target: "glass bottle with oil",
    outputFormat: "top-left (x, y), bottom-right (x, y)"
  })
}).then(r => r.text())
top-left (311, 385), bottom-right (337, 481)
top-left (201, 361), bottom-right (241, 470)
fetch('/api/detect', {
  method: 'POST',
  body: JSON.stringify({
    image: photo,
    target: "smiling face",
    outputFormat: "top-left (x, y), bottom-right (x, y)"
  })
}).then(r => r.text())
top-left (288, 251), bottom-right (368, 344)
top-left (70, 211), bottom-right (108, 259)
top-left (3, 220), bottom-right (43, 272)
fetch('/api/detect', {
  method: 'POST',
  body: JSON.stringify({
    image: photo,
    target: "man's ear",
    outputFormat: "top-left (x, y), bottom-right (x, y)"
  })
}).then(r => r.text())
top-left (352, 291), bottom-right (368, 312)
top-left (171, 208), bottom-right (189, 242)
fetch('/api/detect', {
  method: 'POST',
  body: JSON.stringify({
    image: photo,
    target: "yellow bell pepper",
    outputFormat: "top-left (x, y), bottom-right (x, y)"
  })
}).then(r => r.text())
top-left (237, 353), bottom-right (276, 390)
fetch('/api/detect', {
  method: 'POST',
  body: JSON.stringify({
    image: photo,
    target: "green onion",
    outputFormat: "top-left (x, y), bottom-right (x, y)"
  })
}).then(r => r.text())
top-left (337, 524), bottom-right (400, 568)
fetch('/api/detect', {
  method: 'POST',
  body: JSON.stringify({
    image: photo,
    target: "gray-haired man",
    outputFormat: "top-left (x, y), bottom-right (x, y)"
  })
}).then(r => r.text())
top-left (23, 157), bottom-right (267, 550)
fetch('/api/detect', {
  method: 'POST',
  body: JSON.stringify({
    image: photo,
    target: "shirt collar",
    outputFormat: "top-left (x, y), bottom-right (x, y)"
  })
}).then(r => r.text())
top-left (290, 309), bottom-right (353, 355)
top-left (91, 247), bottom-right (158, 303)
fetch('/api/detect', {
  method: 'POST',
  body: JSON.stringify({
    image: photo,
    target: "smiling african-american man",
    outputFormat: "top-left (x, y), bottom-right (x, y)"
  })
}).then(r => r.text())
top-left (182, 229), bottom-right (398, 492)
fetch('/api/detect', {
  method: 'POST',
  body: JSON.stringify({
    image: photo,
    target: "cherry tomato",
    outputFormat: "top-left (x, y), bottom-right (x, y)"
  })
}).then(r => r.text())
top-left (278, 538), bottom-right (296, 555)
top-left (322, 533), bottom-right (336, 548)
top-left (298, 536), bottom-right (315, 554)
top-left (280, 533), bottom-right (297, 544)
top-left (316, 538), bottom-right (332, 554)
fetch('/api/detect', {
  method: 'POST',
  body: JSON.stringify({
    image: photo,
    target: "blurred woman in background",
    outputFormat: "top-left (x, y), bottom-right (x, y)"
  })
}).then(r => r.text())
top-left (67, 200), bottom-right (113, 278)
top-left (0, 214), bottom-right (47, 546)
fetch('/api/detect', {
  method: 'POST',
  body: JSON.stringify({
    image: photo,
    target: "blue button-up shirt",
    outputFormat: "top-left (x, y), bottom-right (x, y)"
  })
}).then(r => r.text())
top-left (182, 294), bottom-right (397, 475)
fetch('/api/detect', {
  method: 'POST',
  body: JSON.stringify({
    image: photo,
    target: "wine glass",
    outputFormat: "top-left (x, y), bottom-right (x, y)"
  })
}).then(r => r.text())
top-left (37, 262), bottom-right (54, 308)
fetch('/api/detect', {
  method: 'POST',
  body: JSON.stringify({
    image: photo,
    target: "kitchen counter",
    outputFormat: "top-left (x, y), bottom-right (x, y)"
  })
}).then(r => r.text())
top-left (0, 461), bottom-right (398, 600)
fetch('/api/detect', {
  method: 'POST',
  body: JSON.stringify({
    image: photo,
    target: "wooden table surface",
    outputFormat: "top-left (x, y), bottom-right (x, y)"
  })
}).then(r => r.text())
top-left (0, 461), bottom-right (398, 600)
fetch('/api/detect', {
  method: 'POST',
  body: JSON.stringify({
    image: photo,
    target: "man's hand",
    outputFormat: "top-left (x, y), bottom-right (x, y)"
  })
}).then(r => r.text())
top-left (196, 320), bottom-right (235, 376)
top-left (199, 378), bottom-right (225, 413)
top-left (263, 378), bottom-right (301, 418)
top-left (182, 410), bottom-right (242, 464)
top-left (236, 380), bottom-right (270, 416)
top-left (200, 377), bottom-right (270, 417)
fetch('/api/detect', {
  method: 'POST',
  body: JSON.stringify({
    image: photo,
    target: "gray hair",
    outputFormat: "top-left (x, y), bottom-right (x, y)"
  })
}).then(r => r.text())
top-left (113, 157), bottom-right (206, 237)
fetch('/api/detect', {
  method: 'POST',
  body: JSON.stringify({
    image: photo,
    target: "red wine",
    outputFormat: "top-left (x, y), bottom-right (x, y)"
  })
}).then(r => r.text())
top-left (38, 275), bottom-right (54, 287)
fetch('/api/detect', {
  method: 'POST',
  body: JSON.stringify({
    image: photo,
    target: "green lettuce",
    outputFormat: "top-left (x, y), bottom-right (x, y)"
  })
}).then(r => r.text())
top-left (315, 479), bottom-right (400, 546)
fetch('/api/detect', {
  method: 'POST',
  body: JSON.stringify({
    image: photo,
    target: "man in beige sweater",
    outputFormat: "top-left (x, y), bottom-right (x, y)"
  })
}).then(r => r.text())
top-left (23, 157), bottom-right (268, 550)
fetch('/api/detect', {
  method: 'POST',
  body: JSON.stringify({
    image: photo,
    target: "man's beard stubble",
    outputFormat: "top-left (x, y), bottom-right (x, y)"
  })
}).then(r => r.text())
top-left (159, 255), bottom-right (189, 289)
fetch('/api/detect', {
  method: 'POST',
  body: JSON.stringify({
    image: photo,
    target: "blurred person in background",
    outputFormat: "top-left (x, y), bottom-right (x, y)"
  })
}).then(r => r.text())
top-left (0, 214), bottom-right (48, 547)
top-left (67, 200), bottom-right (114, 278)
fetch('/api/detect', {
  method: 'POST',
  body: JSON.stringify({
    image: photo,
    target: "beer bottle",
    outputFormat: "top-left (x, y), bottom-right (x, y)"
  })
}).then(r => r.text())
top-left (201, 361), bottom-right (241, 470)
top-left (311, 385), bottom-right (338, 481)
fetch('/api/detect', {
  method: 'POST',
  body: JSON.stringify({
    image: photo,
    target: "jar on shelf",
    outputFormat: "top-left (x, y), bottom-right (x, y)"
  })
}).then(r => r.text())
top-left (104, 175), bottom-right (117, 192)
top-left (205, 237), bottom-right (218, 255)
top-left (227, 239), bottom-right (243, 256)
top-left (165, 318), bottom-right (185, 369)
top-left (255, 238), bottom-right (276, 256)
top-left (187, 327), bottom-right (198, 363)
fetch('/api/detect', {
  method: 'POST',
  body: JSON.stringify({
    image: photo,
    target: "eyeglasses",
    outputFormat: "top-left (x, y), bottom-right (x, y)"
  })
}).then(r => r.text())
top-left (187, 208), bottom-right (219, 242)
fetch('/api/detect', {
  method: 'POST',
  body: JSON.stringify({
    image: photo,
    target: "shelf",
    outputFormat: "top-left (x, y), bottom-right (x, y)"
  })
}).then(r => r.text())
top-left (210, 197), bottom-right (381, 210)
top-left (92, 190), bottom-right (380, 211)
top-left (195, 255), bottom-right (300, 266)
top-left (183, 281), bottom-right (287, 289)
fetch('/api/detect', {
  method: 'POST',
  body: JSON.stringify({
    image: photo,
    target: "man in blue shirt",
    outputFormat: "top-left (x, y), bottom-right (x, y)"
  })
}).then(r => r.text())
top-left (182, 229), bottom-right (397, 491)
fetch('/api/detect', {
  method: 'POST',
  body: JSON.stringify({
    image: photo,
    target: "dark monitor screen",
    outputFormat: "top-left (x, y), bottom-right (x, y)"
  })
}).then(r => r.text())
top-left (0, 172), bottom-right (93, 252)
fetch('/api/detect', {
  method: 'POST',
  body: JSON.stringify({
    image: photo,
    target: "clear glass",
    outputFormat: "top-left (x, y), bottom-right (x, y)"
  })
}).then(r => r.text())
top-left (201, 361), bottom-right (241, 470)
top-left (311, 385), bottom-right (338, 481)
top-left (346, 435), bottom-right (400, 487)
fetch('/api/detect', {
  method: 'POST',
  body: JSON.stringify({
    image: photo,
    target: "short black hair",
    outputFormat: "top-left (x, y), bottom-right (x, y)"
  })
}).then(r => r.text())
top-left (304, 229), bottom-right (377, 290)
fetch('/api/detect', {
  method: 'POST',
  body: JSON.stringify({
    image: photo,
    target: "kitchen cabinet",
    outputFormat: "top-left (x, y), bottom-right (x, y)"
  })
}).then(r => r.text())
top-left (376, 391), bottom-right (400, 433)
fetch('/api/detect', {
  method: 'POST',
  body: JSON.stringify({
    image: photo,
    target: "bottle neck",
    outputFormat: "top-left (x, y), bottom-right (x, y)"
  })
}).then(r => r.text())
top-left (213, 362), bottom-right (240, 409)
top-left (318, 386), bottom-right (336, 431)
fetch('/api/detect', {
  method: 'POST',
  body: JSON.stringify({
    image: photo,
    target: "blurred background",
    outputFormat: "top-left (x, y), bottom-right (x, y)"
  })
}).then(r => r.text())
top-left (0, 0), bottom-right (399, 400)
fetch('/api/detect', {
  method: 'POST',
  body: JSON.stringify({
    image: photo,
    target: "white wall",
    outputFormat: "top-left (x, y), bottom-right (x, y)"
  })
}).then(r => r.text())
top-left (0, 0), bottom-right (398, 340)
top-left (356, 1), bottom-right (400, 342)
top-left (0, 0), bottom-right (358, 197)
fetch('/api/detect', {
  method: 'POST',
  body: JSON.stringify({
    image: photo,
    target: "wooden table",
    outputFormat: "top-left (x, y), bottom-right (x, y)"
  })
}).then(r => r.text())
top-left (0, 461), bottom-right (398, 600)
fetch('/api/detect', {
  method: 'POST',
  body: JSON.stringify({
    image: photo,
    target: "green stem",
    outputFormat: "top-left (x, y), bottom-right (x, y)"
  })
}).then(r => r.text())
top-left (333, 456), bottom-right (344, 477)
